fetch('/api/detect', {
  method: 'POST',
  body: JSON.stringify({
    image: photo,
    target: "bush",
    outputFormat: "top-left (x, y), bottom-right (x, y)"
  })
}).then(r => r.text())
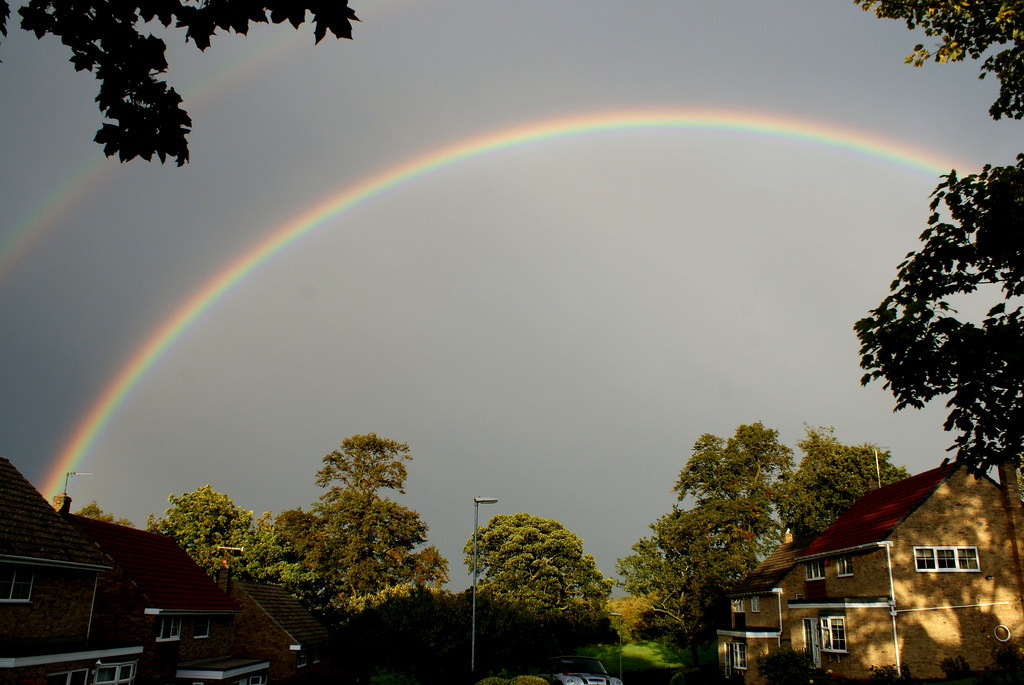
top-left (754, 647), bottom-right (814, 685)
top-left (474, 678), bottom-right (511, 685)
top-left (512, 678), bottom-right (548, 685)
top-left (941, 655), bottom-right (972, 679)
top-left (370, 669), bottom-right (419, 685)
top-left (868, 664), bottom-right (911, 683)
top-left (981, 641), bottom-right (1024, 684)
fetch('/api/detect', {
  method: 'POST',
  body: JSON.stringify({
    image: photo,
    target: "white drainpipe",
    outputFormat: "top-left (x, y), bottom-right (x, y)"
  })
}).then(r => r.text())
top-left (884, 542), bottom-right (901, 676)
top-left (773, 587), bottom-right (784, 645)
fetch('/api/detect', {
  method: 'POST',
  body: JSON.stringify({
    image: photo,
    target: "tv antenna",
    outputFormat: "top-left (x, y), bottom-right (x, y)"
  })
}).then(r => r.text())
top-left (63, 471), bottom-right (94, 494)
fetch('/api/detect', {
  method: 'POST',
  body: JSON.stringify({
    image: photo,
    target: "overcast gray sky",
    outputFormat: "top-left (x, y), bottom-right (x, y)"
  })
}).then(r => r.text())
top-left (1, 0), bottom-right (1019, 590)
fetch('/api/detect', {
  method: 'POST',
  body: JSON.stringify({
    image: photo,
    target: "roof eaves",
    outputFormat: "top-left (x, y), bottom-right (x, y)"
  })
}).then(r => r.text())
top-left (796, 540), bottom-right (892, 562)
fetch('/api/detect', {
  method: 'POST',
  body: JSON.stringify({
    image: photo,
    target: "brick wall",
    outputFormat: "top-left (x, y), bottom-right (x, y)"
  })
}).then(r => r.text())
top-left (0, 566), bottom-right (95, 641)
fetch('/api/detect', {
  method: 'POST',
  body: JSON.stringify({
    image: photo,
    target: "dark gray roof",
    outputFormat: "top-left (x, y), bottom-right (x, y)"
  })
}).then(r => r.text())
top-left (728, 536), bottom-right (816, 597)
top-left (234, 581), bottom-right (330, 647)
top-left (0, 457), bottom-right (107, 569)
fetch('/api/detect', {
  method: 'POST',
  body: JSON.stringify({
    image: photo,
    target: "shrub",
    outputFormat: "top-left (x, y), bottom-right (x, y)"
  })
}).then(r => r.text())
top-left (868, 664), bottom-right (911, 683)
top-left (941, 655), bottom-right (972, 679)
top-left (668, 671), bottom-right (688, 685)
top-left (981, 641), bottom-right (1024, 684)
top-left (474, 678), bottom-right (511, 685)
top-left (512, 677), bottom-right (548, 685)
top-left (754, 647), bottom-right (814, 685)
top-left (370, 669), bottom-right (419, 685)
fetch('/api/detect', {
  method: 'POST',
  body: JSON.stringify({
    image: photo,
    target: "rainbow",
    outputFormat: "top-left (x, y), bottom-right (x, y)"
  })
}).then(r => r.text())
top-left (39, 108), bottom-right (963, 497)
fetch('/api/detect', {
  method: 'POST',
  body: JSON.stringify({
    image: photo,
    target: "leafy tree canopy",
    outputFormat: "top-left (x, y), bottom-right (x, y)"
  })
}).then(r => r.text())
top-left (279, 433), bottom-right (448, 610)
top-left (854, 0), bottom-right (1024, 119)
top-left (74, 500), bottom-right (135, 527)
top-left (465, 512), bottom-right (612, 613)
top-left (2, 0), bottom-right (358, 165)
top-left (855, 158), bottom-right (1024, 472)
top-left (617, 422), bottom-right (793, 662)
top-left (147, 484), bottom-right (323, 605)
top-left (147, 484), bottom-right (254, 574)
top-left (778, 426), bottom-right (909, 538)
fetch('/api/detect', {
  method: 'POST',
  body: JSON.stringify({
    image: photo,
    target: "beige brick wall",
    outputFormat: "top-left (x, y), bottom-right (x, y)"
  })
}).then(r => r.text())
top-left (887, 469), bottom-right (1024, 678)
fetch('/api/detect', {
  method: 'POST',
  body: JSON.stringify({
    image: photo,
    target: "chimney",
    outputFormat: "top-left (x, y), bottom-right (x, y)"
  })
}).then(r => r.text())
top-left (218, 558), bottom-right (231, 593)
top-left (783, 528), bottom-right (794, 544)
top-left (51, 492), bottom-right (72, 516)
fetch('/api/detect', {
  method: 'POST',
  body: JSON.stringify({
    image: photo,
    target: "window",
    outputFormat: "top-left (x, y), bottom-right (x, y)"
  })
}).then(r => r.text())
top-left (248, 676), bottom-right (266, 685)
top-left (95, 662), bottom-right (135, 685)
top-left (749, 595), bottom-right (760, 613)
top-left (193, 617), bottom-right (210, 638)
top-left (805, 559), bottom-right (825, 580)
top-left (731, 598), bottom-right (744, 613)
top-left (914, 546), bottom-right (980, 572)
top-left (297, 651), bottom-right (307, 668)
top-left (836, 555), bottom-right (853, 577)
top-left (157, 616), bottom-right (182, 641)
top-left (312, 651), bottom-right (321, 664)
top-left (47, 670), bottom-right (88, 685)
top-left (728, 642), bottom-right (747, 670)
top-left (0, 565), bottom-right (33, 601)
top-left (820, 617), bottom-right (847, 652)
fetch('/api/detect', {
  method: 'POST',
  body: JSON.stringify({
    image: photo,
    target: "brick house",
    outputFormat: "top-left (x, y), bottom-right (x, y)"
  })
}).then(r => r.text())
top-left (225, 579), bottom-right (332, 681)
top-left (0, 456), bottom-right (144, 685)
top-left (69, 515), bottom-right (270, 684)
top-left (719, 461), bottom-right (1024, 682)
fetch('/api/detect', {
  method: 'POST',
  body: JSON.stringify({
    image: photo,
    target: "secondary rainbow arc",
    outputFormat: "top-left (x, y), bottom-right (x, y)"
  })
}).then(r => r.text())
top-left (39, 108), bottom-right (963, 497)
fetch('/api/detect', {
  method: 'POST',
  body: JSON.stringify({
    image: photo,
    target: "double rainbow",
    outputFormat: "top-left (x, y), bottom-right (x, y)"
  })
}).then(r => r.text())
top-left (38, 108), bottom-right (960, 497)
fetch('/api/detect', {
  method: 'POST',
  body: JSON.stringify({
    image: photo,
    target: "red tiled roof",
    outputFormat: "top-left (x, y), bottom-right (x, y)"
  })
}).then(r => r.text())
top-left (72, 515), bottom-right (239, 614)
top-left (799, 462), bottom-right (957, 559)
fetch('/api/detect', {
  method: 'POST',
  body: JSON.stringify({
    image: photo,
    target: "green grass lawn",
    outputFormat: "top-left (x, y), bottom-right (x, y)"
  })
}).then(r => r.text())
top-left (578, 640), bottom-right (713, 673)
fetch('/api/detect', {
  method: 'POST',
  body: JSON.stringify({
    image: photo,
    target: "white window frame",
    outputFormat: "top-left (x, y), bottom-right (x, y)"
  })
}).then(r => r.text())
top-left (157, 616), bottom-right (182, 641)
top-left (248, 676), bottom-right (266, 685)
top-left (914, 546), bottom-right (980, 572)
top-left (297, 651), bottom-right (307, 668)
top-left (728, 641), bottom-right (747, 670)
top-left (836, 555), bottom-right (854, 577)
top-left (805, 558), bottom-right (825, 580)
top-left (820, 616), bottom-right (847, 653)
top-left (95, 662), bottom-right (136, 685)
top-left (749, 595), bottom-right (760, 613)
top-left (0, 565), bottom-right (34, 601)
top-left (46, 669), bottom-right (89, 685)
top-left (193, 617), bottom-right (210, 638)
top-left (731, 598), bottom-right (744, 613)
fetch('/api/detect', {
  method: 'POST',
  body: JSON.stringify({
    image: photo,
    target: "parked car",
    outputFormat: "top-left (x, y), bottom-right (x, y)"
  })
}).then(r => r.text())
top-left (538, 656), bottom-right (624, 685)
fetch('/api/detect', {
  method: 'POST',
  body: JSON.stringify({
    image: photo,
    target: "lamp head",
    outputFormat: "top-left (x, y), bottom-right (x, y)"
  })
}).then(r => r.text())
top-left (474, 497), bottom-right (498, 504)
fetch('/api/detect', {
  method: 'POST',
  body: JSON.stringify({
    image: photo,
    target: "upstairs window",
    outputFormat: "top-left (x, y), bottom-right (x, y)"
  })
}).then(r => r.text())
top-left (836, 555), bottom-right (854, 577)
top-left (731, 598), bottom-right (744, 613)
top-left (193, 617), bottom-right (210, 638)
top-left (805, 559), bottom-right (825, 580)
top-left (0, 565), bottom-right (33, 601)
top-left (157, 616), bottom-right (182, 641)
top-left (749, 595), bottom-right (760, 613)
top-left (914, 546), bottom-right (980, 572)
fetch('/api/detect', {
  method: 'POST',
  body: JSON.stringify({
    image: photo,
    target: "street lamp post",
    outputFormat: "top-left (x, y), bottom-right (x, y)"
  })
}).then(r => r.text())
top-left (471, 496), bottom-right (498, 675)
top-left (609, 612), bottom-right (623, 681)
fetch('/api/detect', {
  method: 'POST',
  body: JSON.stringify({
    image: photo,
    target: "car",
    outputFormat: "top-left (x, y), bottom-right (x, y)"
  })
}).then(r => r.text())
top-left (538, 655), bottom-right (624, 685)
